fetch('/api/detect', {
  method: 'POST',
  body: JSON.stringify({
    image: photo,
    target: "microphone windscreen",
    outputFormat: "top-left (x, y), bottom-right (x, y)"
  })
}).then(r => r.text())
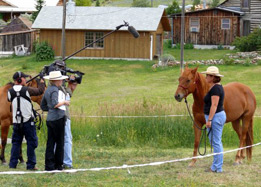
top-left (128, 26), bottom-right (140, 38)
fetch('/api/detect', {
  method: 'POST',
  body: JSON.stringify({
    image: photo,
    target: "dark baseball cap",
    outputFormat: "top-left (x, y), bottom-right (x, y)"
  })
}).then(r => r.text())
top-left (13, 71), bottom-right (29, 80)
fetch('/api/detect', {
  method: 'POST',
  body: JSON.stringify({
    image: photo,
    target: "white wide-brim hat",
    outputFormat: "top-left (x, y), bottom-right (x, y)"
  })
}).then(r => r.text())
top-left (44, 71), bottom-right (68, 80)
top-left (201, 66), bottom-right (224, 77)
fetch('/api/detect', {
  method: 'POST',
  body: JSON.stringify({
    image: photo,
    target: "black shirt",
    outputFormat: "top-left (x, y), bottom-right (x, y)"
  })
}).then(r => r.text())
top-left (204, 84), bottom-right (225, 115)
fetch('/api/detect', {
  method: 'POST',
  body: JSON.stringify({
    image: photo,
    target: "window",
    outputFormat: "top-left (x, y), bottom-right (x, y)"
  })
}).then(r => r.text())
top-left (221, 19), bottom-right (230, 30)
top-left (85, 32), bottom-right (104, 48)
top-left (190, 18), bottom-right (200, 32)
top-left (242, 0), bottom-right (249, 8)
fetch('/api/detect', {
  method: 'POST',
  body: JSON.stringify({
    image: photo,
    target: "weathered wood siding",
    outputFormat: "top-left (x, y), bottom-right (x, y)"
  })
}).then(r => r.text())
top-left (172, 9), bottom-right (240, 45)
top-left (220, 0), bottom-right (261, 32)
top-left (0, 31), bottom-right (35, 51)
top-left (40, 29), bottom-right (152, 59)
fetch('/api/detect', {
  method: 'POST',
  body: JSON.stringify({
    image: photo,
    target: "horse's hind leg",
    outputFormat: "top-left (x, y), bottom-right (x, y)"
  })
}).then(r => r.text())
top-left (232, 119), bottom-right (244, 165)
top-left (0, 119), bottom-right (10, 165)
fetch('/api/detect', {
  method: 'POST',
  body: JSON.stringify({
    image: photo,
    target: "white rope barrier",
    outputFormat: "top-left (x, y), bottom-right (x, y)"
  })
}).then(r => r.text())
top-left (0, 142), bottom-right (260, 175)
top-left (69, 114), bottom-right (261, 118)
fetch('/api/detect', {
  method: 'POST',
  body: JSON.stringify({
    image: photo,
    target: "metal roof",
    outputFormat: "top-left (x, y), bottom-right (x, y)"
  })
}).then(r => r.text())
top-left (170, 6), bottom-right (244, 16)
top-left (32, 6), bottom-right (167, 31)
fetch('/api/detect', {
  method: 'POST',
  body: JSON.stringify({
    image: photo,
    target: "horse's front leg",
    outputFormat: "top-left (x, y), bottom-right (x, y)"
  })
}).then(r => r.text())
top-left (0, 119), bottom-right (11, 165)
top-left (189, 124), bottom-right (202, 167)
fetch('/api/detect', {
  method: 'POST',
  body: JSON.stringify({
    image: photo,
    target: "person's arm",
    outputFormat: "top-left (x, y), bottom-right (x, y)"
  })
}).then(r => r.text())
top-left (206, 96), bottom-right (219, 128)
top-left (50, 90), bottom-right (70, 109)
top-left (54, 100), bottom-right (70, 108)
top-left (27, 79), bottom-right (45, 96)
top-left (40, 95), bottom-right (48, 111)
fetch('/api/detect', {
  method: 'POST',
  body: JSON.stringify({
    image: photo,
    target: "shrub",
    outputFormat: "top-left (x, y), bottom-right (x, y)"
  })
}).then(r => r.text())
top-left (217, 44), bottom-right (224, 50)
top-left (164, 39), bottom-right (172, 49)
top-left (35, 41), bottom-right (54, 61)
top-left (233, 28), bottom-right (261, 52)
top-left (184, 43), bottom-right (194, 49)
top-left (173, 43), bottom-right (194, 49)
top-left (223, 56), bottom-right (235, 65)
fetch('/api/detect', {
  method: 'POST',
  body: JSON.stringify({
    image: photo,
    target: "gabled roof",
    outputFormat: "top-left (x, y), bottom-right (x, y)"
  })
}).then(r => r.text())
top-left (170, 6), bottom-right (244, 16)
top-left (32, 6), bottom-right (171, 32)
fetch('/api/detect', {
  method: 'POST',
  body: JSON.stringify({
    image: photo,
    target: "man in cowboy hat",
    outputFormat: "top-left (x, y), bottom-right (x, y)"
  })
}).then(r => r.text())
top-left (8, 71), bottom-right (45, 170)
top-left (40, 71), bottom-right (70, 171)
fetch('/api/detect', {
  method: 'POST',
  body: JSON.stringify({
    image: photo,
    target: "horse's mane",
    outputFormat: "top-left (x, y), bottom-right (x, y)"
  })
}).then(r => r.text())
top-left (6, 82), bottom-right (14, 86)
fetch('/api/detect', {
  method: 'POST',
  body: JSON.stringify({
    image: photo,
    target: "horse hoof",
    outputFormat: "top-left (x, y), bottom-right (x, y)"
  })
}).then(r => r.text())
top-left (233, 162), bottom-right (240, 166)
top-left (188, 162), bottom-right (195, 167)
top-left (2, 162), bottom-right (7, 166)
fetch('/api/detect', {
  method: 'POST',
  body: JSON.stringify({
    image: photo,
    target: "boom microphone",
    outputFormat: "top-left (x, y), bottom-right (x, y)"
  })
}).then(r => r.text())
top-left (128, 26), bottom-right (140, 38)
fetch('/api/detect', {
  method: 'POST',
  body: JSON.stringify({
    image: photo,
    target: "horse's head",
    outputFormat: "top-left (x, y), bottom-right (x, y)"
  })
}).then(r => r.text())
top-left (27, 77), bottom-right (46, 105)
top-left (174, 66), bottom-right (199, 102)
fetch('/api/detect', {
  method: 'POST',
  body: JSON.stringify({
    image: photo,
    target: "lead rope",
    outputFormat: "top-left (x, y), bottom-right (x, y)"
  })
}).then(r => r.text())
top-left (184, 98), bottom-right (212, 155)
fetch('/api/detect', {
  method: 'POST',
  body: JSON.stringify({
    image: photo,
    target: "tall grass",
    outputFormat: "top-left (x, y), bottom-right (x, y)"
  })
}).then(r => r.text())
top-left (37, 101), bottom-right (261, 149)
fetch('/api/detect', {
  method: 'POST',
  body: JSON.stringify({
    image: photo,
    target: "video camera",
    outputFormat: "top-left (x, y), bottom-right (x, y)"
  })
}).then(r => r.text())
top-left (41, 61), bottom-right (85, 84)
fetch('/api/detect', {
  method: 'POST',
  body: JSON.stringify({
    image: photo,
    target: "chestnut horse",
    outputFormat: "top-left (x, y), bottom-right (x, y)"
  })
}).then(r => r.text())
top-left (0, 78), bottom-right (44, 164)
top-left (175, 67), bottom-right (256, 166)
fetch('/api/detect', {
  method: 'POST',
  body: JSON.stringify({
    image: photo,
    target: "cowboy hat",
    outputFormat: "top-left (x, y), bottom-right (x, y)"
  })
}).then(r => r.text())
top-left (201, 66), bottom-right (224, 77)
top-left (43, 71), bottom-right (68, 80)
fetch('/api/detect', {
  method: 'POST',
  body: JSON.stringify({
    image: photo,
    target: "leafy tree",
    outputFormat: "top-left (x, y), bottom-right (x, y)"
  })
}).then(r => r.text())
top-left (191, 0), bottom-right (200, 11)
top-left (31, 0), bottom-right (45, 22)
top-left (211, 0), bottom-right (220, 7)
top-left (166, 0), bottom-right (181, 15)
top-left (75, 0), bottom-right (91, 6)
top-left (132, 0), bottom-right (150, 7)
top-left (95, 0), bottom-right (100, 7)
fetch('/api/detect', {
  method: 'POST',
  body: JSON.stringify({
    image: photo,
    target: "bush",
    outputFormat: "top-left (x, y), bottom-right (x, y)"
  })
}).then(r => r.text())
top-left (164, 39), bottom-right (172, 49)
top-left (217, 44), bottom-right (224, 50)
top-left (233, 28), bottom-right (261, 52)
top-left (35, 41), bottom-right (54, 61)
top-left (173, 43), bottom-right (194, 49)
top-left (223, 56), bottom-right (234, 65)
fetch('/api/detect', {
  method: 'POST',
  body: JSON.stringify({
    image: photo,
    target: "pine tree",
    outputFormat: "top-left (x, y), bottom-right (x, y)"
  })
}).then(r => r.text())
top-left (31, 0), bottom-right (45, 22)
top-left (166, 0), bottom-right (181, 15)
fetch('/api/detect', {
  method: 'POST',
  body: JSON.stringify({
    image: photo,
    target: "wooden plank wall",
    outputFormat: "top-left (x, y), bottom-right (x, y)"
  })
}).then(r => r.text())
top-left (0, 32), bottom-right (32, 51)
top-left (250, 0), bottom-right (261, 30)
top-left (172, 9), bottom-right (240, 45)
top-left (221, 0), bottom-right (261, 32)
top-left (40, 29), bottom-right (151, 59)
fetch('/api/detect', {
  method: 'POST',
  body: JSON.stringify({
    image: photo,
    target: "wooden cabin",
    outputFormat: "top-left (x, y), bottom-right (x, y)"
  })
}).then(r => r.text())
top-left (32, 6), bottom-right (171, 60)
top-left (219, 0), bottom-right (261, 36)
top-left (1, 16), bottom-right (32, 33)
top-left (170, 0), bottom-right (261, 45)
top-left (171, 8), bottom-right (242, 45)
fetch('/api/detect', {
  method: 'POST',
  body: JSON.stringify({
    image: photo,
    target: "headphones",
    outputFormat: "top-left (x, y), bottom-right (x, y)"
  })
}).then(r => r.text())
top-left (17, 71), bottom-right (22, 84)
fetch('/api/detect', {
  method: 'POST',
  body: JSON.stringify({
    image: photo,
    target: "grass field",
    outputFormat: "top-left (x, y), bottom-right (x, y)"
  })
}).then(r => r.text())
top-left (0, 50), bottom-right (261, 186)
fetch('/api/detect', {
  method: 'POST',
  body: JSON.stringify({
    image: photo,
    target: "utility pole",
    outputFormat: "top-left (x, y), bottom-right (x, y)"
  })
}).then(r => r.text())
top-left (61, 0), bottom-right (67, 59)
top-left (151, 0), bottom-right (153, 7)
top-left (180, 0), bottom-right (185, 73)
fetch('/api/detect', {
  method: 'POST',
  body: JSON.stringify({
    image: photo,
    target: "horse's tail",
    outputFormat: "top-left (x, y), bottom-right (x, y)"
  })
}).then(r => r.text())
top-left (246, 117), bottom-right (253, 160)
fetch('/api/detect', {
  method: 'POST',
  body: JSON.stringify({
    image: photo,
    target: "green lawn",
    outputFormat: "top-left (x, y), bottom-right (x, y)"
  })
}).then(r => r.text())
top-left (0, 52), bottom-right (261, 185)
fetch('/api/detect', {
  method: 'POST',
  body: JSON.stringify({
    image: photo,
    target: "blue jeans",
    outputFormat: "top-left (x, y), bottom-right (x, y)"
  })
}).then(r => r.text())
top-left (9, 120), bottom-right (38, 169)
top-left (205, 111), bottom-right (226, 173)
top-left (64, 119), bottom-right (72, 167)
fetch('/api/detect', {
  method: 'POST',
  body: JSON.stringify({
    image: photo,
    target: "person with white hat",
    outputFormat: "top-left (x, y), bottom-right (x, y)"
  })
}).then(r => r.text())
top-left (201, 66), bottom-right (226, 173)
top-left (40, 71), bottom-right (69, 171)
